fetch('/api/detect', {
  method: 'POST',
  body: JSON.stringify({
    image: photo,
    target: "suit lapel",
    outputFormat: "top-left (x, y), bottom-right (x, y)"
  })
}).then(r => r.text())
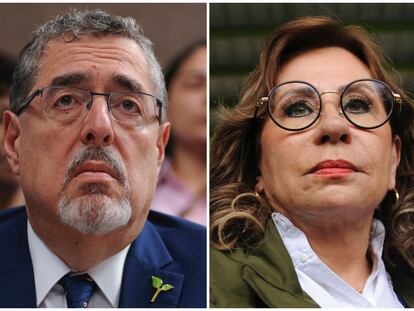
top-left (242, 224), bottom-right (319, 308)
top-left (118, 221), bottom-right (184, 307)
top-left (0, 207), bottom-right (36, 307)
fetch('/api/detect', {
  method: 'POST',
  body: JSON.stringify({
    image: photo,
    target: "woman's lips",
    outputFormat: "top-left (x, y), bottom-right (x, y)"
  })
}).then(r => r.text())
top-left (307, 159), bottom-right (358, 177)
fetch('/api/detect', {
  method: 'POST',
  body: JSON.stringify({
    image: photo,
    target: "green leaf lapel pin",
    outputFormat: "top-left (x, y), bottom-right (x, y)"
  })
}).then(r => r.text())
top-left (151, 276), bottom-right (174, 303)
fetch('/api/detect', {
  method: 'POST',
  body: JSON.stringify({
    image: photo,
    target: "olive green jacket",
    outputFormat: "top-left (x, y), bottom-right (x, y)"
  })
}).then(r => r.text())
top-left (210, 224), bottom-right (414, 308)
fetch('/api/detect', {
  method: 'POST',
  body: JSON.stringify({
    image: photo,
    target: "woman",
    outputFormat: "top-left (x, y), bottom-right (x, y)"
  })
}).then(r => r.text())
top-left (210, 17), bottom-right (414, 307)
top-left (151, 41), bottom-right (206, 225)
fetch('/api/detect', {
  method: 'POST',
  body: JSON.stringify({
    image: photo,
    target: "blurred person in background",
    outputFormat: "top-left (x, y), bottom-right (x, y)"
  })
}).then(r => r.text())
top-left (0, 53), bottom-right (24, 210)
top-left (151, 41), bottom-right (206, 225)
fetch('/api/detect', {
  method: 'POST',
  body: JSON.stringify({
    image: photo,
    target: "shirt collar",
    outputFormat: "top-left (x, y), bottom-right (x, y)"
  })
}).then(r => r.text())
top-left (271, 212), bottom-right (386, 267)
top-left (27, 219), bottom-right (130, 307)
top-left (27, 220), bottom-right (71, 307)
top-left (88, 243), bottom-right (130, 307)
top-left (271, 212), bottom-right (389, 306)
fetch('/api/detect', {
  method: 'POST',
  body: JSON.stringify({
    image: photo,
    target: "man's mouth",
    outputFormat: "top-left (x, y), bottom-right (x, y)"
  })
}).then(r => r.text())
top-left (72, 161), bottom-right (118, 181)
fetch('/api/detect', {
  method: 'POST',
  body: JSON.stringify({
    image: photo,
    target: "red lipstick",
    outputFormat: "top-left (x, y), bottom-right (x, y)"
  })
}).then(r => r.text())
top-left (308, 160), bottom-right (358, 177)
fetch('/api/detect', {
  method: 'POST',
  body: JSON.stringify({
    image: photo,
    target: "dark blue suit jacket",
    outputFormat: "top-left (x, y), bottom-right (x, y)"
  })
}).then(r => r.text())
top-left (0, 206), bottom-right (206, 307)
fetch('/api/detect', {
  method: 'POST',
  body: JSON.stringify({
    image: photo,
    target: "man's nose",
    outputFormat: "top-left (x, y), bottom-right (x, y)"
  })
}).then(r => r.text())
top-left (313, 93), bottom-right (351, 145)
top-left (80, 96), bottom-right (115, 147)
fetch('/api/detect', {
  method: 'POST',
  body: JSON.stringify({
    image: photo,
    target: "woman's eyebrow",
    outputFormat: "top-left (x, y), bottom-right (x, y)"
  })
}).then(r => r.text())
top-left (276, 86), bottom-right (316, 102)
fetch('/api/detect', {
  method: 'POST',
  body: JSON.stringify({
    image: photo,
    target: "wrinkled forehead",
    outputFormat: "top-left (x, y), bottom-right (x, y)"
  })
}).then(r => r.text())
top-left (36, 34), bottom-right (153, 91)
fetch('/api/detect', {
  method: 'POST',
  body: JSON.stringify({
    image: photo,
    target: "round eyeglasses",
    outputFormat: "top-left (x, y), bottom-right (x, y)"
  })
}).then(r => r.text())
top-left (256, 79), bottom-right (402, 131)
top-left (16, 86), bottom-right (163, 126)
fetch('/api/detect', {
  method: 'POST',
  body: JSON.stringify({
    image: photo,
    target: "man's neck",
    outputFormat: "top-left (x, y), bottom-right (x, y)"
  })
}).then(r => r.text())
top-left (0, 185), bottom-right (24, 210)
top-left (28, 212), bottom-right (142, 272)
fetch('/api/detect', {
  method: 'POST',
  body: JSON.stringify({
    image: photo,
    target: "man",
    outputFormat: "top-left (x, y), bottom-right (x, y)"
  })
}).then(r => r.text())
top-left (0, 53), bottom-right (24, 210)
top-left (0, 9), bottom-right (206, 308)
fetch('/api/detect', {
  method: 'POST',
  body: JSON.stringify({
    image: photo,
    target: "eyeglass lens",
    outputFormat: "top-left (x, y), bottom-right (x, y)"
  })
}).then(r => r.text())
top-left (268, 80), bottom-right (393, 130)
top-left (41, 87), bottom-right (158, 125)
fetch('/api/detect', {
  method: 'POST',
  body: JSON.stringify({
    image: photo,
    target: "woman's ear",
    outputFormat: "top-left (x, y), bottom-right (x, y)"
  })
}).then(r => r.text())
top-left (389, 135), bottom-right (401, 190)
top-left (3, 111), bottom-right (21, 176)
top-left (255, 176), bottom-right (264, 194)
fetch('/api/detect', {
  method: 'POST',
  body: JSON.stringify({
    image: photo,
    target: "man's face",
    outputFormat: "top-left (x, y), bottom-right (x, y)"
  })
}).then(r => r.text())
top-left (4, 35), bottom-right (169, 236)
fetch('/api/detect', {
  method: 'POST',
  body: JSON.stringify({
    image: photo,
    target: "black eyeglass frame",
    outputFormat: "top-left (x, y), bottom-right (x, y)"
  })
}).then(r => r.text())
top-left (15, 86), bottom-right (164, 124)
top-left (255, 78), bottom-right (402, 131)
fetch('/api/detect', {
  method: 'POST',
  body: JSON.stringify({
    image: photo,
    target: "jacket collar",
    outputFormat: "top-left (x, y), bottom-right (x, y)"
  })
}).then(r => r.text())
top-left (0, 207), bottom-right (184, 308)
top-left (386, 255), bottom-right (414, 307)
top-left (0, 207), bottom-right (36, 307)
top-left (118, 219), bottom-right (184, 307)
top-left (241, 224), bottom-right (319, 308)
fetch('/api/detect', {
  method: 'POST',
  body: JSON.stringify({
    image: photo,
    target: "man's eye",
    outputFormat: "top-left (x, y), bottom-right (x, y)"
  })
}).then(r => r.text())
top-left (121, 100), bottom-right (141, 113)
top-left (54, 95), bottom-right (76, 108)
top-left (284, 101), bottom-right (315, 117)
top-left (343, 99), bottom-right (371, 114)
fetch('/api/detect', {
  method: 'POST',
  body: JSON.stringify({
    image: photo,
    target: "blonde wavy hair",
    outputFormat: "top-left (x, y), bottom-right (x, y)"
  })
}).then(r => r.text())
top-left (210, 16), bottom-right (414, 267)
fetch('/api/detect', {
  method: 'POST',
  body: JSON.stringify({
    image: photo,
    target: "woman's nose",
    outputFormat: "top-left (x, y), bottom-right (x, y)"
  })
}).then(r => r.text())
top-left (313, 93), bottom-right (352, 145)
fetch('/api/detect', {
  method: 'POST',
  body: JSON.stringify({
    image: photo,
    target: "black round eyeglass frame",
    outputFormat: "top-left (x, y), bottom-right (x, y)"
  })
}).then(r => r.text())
top-left (15, 86), bottom-right (164, 124)
top-left (254, 78), bottom-right (402, 131)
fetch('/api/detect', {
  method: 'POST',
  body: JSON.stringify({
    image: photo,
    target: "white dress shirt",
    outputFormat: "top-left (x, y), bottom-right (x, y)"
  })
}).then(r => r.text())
top-left (27, 220), bottom-right (130, 307)
top-left (272, 212), bottom-right (403, 308)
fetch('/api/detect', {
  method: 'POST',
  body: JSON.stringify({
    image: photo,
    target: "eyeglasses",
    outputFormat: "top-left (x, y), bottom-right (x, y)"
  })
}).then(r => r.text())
top-left (256, 79), bottom-right (402, 131)
top-left (16, 86), bottom-right (163, 126)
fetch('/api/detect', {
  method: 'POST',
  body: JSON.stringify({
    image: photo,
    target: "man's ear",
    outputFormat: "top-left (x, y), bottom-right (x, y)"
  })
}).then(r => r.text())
top-left (156, 121), bottom-right (171, 168)
top-left (3, 111), bottom-right (21, 176)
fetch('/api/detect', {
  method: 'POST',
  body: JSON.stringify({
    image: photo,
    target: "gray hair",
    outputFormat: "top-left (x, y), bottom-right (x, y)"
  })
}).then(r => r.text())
top-left (10, 9), bottom-right (167, 121)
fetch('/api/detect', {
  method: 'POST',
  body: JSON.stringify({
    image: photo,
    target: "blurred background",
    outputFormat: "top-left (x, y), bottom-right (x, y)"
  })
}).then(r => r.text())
top-left (210, 3), bottom-right (414, 130)
top-left (0, 3), bottom-right (206, 68)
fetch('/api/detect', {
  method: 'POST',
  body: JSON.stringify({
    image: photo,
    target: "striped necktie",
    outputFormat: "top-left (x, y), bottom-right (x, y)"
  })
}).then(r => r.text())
top-left (59, 272), bottom-right (97, 308)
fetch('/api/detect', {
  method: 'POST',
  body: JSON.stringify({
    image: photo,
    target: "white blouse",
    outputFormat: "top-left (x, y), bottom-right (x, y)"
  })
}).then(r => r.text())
top-left (272, 212), bottom-right (403, 308)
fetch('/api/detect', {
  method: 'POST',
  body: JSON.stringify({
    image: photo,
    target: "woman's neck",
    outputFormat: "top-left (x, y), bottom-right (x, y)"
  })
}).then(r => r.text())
top-left (285, 210), bottom-right (374, 292)
top-left (171, 142), bottom-right (206, 195)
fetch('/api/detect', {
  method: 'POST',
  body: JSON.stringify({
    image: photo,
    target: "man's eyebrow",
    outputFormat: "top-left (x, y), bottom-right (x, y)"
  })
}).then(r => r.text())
top-left (50, 72), bottom-right (90, 87)
top-left (112, 74), bottom-right (146, 93)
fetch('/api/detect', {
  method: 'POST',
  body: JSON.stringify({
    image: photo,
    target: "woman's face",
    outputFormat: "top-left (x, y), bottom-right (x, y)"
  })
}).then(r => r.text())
top-left (257, 47), bottom-right (401, 222)
top-left (167, 46), bottom-right (206, 148)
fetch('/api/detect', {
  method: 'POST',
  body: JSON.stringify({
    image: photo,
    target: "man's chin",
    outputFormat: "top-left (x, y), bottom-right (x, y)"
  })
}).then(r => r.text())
top-left (66, 181), bottom-right (126, 199)
top-left (79, 182), bottom-right (110, 195)
top-left (57, 194), bottom-right (132, 235)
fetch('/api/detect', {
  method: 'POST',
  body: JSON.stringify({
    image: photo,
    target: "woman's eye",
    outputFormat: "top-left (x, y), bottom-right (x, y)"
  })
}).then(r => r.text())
top-left (343, 99), bottom-right (371, 114)
top-left (284, 101), bottom-right (314, 117)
